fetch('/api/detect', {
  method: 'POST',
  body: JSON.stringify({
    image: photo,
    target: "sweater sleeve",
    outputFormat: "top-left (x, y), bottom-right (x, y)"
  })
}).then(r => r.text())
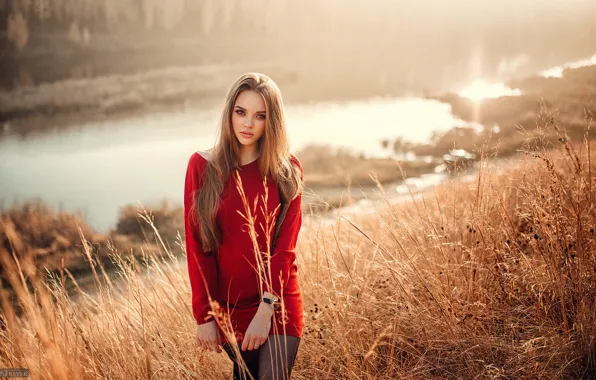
top-left (184, 153), bottom-right (218, 325)
top-left (263, 154), bottom-right (304, 298)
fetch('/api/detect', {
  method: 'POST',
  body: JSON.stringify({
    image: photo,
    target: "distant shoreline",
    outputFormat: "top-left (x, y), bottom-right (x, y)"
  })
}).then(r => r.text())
top-left (0, 63), bottom-right (412, 136)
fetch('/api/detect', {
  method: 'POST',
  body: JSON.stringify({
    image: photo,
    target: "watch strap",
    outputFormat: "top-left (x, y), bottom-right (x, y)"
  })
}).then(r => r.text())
top-left (262, 295), bottom-right (280, 310)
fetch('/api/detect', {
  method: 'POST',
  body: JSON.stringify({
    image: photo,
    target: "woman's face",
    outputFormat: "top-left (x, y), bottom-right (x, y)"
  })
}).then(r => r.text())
top-left (232, 90), bottom-right (267, 149)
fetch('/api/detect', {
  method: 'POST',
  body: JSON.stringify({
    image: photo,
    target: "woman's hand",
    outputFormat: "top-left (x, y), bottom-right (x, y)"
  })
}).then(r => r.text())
top-left (241, 302), bottom-right (274, 351)
top-left (196, 320), bottom-right (222, 353)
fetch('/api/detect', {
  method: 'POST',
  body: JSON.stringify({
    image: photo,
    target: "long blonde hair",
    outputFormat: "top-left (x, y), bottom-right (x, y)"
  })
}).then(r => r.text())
top-left (191, 72), bottom-right (303, 256)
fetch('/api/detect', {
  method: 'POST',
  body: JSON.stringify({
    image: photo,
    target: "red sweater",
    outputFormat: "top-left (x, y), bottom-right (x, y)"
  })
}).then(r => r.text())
top-left (184, 151), bottom-right (304, 344)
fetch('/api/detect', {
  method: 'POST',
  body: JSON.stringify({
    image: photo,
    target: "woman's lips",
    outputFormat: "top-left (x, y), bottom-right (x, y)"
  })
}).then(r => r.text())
top-left (240, 132), bottom-right (254, 137)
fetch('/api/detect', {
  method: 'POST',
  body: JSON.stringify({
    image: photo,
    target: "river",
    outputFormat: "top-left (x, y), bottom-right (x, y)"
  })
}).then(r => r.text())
top-left (1, 54), bottom-right (595, 232)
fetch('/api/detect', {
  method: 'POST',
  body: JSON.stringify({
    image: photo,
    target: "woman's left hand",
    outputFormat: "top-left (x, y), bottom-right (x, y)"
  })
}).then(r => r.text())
top-left (241, 302), bottom-right (274, 351)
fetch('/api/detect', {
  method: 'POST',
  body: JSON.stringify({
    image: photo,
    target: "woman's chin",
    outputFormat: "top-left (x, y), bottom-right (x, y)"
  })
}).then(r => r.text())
top-left (236, 136), bottom-right (257, 146)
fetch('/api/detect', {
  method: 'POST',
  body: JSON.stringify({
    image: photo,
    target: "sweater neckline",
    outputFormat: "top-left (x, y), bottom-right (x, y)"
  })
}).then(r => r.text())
top-left (240, 155), bottom-right (260, 168)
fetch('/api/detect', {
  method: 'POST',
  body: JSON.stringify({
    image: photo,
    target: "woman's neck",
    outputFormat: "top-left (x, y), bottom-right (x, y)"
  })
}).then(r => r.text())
top-left (240, 147), bottom-right (260, 165)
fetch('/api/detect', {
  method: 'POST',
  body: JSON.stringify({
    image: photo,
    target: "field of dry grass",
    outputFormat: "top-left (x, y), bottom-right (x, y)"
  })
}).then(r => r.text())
top-left (1, 117), bottom-right (596, 378)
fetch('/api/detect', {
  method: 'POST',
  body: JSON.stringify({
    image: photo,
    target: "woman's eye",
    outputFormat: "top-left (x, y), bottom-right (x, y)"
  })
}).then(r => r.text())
top-left (257, 114), bottom-right (266, 120)
top-left (235, 109), bottom-right (244, 115)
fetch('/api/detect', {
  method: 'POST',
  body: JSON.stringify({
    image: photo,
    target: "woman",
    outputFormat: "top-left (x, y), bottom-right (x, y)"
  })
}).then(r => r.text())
top-left (184, 72), bottom-right (304, 379)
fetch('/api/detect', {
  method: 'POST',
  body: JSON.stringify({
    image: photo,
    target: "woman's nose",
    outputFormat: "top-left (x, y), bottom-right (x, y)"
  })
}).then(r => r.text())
top-left (244, 116), bottom-right (254, 127)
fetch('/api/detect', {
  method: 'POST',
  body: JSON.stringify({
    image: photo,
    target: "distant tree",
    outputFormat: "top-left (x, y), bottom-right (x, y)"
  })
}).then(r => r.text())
top-left (82, 26), bottom-right (91, 45)
top-left (67, 21), bottom-right (82, 44)
top-left (161, 0), bottom-right (185, 31)
top-left (431, 126), bottom-right (479, 153)
top-left (31, 0), bottom-right (51, 20)
top-left (392, 137), bottom-right (403, 153)
top-left (380, 138), bottom-right (389, 150)
top-left (142, 0), bottom-right (155, 29)
top-left (7, 11), bottom-right (28, 50)
top-left (392, 137), bottom-right (413, 154)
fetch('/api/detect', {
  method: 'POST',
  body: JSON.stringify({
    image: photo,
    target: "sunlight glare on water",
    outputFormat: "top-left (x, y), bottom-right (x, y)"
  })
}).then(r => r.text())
top-left (285, 97), bottom-right (467, 158)
top-left (540, 54), bottom-right (596, 78)
top-left (458, 79), bottom-right (521, 101)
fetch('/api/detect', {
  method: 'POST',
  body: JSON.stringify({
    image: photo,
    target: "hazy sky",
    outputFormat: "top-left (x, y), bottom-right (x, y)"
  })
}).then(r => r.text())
top-left (2, 0), bottom-right (595, 92)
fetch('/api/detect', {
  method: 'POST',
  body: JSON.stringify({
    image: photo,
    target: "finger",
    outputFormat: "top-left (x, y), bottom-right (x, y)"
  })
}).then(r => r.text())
top-left (255, 337), bottom-right (264, 349)
top-left (209, 338), bottom-right (219, 353)
top-left (214, 331), bottom-right (222, 353)
top-left (202, 338), bottom-right (211, 351)
top-left (216, 328), bottom-right (222, 345)
top-left (241, 336), bottom-right (249, 351)
top-left (245, 336), bottom-right (254, 351)
top-left (201, 339), bottom-right (209, 351)
top-left (247, 337), bottom-right (255, 351)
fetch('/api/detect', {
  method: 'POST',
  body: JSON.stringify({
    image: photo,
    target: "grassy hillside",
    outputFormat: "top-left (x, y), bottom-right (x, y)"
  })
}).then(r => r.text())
top-left (421, 66), bottom-right (596, 159)
top-left (1, 126), bottom-right (595, 378)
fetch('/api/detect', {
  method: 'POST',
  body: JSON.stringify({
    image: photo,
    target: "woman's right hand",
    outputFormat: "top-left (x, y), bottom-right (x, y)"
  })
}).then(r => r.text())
top-left (196, 320), bottom-right (222, 353)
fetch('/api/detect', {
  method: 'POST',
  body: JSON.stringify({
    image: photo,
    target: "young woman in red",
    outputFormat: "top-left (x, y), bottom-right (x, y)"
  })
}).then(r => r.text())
top-left (184, 73), bottom-right (304, 379)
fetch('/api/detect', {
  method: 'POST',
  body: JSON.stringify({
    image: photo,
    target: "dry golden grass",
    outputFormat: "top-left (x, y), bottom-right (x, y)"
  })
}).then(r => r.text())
top-left (0, 200), bottom-right (106, 279)
top-left (1, 118), bottom-right (596, 378)
top-left (0, 200), bottom-right (185, 285)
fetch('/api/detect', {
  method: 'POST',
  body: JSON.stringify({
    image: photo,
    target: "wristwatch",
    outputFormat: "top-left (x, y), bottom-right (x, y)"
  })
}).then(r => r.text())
top-left (262, 295), bottom-right (280, 311)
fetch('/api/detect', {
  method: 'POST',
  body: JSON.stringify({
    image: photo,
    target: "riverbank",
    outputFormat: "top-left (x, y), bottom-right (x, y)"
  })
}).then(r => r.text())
top-left (423, 65), bottom-right (596, 158)
top-left (4, 62), bottom-right (596, 167)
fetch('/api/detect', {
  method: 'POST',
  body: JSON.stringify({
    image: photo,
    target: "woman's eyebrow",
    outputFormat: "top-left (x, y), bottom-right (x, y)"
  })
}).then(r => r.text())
top-left (234, 105), bottom-right (266, 114)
